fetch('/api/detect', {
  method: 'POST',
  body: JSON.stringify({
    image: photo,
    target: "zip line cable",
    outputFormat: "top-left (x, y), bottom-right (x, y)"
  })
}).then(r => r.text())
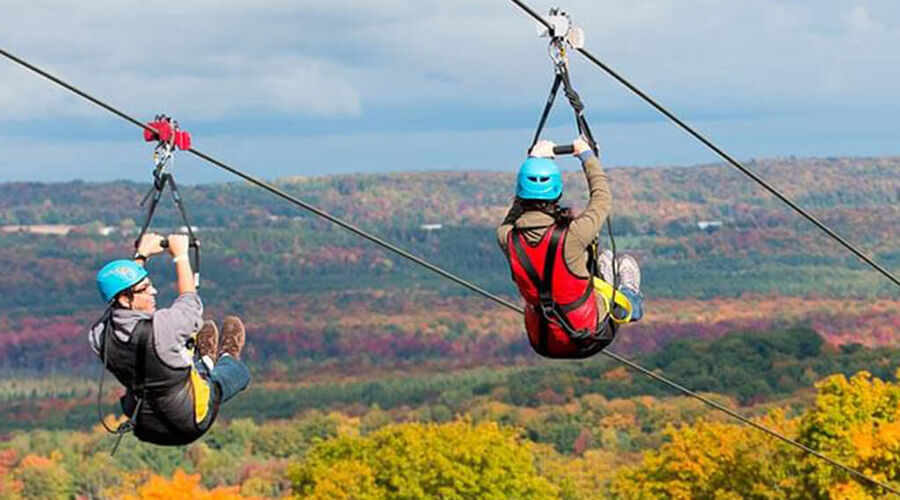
top-left (508, 0), bottom-right (900, 291)
top-left (1, 46), bottom-right (896, 495)
top-left (0, 47), bottom-right (520, 311)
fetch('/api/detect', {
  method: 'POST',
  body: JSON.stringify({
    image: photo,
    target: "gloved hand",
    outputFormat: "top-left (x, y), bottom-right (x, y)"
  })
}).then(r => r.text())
top-left (528, 139), bottom-right (556, 158)
top-left (572, 135), bottom-right (598, 156)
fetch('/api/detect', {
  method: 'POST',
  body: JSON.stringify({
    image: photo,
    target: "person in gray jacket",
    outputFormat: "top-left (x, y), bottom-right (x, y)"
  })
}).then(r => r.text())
top-left (90, 233), bottom-right (250, 446)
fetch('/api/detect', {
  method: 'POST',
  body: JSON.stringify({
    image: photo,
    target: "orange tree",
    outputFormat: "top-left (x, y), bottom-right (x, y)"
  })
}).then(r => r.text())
top-left (120, 470), bottom-right (258, 500)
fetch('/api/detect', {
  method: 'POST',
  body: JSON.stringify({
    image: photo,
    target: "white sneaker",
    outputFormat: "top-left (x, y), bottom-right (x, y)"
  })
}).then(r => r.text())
top-left (616, 254), bottom-right (641, 294)
top-left (597, 249), bottom-right (614, 283)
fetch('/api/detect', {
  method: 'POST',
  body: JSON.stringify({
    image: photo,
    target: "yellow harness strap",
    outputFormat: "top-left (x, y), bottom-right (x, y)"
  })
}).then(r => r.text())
top-left (189, 367), bottom-right (211, 424)
top-left (184, 333), bottom-right (211, 425)
top-left (592, 277), bottom-right (633, 324)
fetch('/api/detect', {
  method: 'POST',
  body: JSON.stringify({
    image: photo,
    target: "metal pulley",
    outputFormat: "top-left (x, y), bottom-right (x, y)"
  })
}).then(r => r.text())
top-left (144, 115), bottom-right (191, 176)
top-left (536, 8), bottom-right (585, 50)
top-left (134, 114), bottom-right (201, 288)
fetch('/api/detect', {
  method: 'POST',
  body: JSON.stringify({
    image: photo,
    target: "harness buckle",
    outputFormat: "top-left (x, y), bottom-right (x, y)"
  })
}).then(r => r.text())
top-left (540, 302), bottom-right (556, 317)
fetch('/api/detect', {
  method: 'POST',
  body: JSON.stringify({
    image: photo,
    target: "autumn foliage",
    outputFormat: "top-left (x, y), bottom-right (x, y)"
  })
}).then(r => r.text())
top-left (1, 158), bottom-right (900, 497)
top-left (287, 420), bottom-right (557, 499)
top-left (0, 368), bottom-right (898, 498)
top-left (120, 470), bottom-right (256, 500)
top-left (613, 370), bottom-right (900, 499)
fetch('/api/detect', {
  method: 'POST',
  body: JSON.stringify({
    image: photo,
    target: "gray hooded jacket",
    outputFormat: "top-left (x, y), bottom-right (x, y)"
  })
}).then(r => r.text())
top-left (89, 292), bottom-right (203, 369)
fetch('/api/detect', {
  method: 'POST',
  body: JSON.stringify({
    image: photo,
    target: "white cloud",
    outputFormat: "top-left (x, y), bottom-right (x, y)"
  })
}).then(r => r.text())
top-left (0, 1), bottom-right (364, 120)
top-left (3, 0), bottom-right (899, 119)
top-left (0, 0), bottom-right (899, 178)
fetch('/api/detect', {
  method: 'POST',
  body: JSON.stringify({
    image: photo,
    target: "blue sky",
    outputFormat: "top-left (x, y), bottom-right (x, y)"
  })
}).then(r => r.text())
top-left (0, 0), bottom-right (898, 183)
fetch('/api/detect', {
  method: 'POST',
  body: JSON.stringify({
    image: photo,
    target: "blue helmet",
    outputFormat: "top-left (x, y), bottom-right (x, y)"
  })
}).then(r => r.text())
top-left (97, 259), bottom-right (148, 303)
top-left (516, 157), bottom-right (563, 200)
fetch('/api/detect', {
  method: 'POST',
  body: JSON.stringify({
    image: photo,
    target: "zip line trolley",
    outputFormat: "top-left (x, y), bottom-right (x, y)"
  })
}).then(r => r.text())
top-left (135, 114), bottom-right (200, 287)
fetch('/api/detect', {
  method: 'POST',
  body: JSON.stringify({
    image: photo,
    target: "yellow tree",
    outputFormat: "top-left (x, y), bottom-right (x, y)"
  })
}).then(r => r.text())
top-left (287, 420), bottom-right (557, 499)
top-left (612, 370), bottom-right (900, 499)
top-left (611, 412), bottom-right (801, 499)
top-left (797, 371), bottom-right (900, 499)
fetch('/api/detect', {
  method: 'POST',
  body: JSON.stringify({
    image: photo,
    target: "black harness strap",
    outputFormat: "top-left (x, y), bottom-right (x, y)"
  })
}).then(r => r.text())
top-left (530, 73), bottom-right (563, 151)
top-left (132, 320), bottom-right (150, 400)
top-left (558, 277), bottom-right (594, 313)
top-left (134, 158), bottom-right (201, 287)
top-left (96, 310), bottom-right (145, 455)
top-left (512, 228), bottom-right (551, 354)
top-left (512, 226), bottom-right (609, 355)
top-left (96, 307), bottom-right (117, 435)
top-left (540, 227), bottom-right (560, 304)
top-left (530, 61), bottom-right (599, 155)
top-left (511, 230), bottom-right (546, 291)
top-left (538, 226), bottom-right (563, 354)
top-left (528, 57), bottom-right (619, 312)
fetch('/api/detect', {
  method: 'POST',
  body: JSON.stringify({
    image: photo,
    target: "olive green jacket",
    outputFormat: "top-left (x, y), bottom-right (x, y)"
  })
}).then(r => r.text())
top-left (496, 153), bottom-right (611, 278)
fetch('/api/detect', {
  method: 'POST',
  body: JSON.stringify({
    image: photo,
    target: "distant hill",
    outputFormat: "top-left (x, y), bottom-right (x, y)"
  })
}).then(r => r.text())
top-left (1, 155), bottom-right (898, 231)
top-left (0, 156), bottom-right (898, 374)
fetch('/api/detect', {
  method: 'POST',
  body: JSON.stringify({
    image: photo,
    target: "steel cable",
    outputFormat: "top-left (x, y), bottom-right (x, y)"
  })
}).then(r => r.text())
top-left (1, 46), bottom-right (897, 495)
top-left (508, 0), bottom-right (900, 291)
top-left (507, 2), bottom-right (900, 493)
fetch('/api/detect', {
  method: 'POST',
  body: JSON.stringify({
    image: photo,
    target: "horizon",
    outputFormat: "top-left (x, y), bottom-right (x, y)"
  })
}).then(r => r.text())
top-left (1, 152), bottom-right (895, 186)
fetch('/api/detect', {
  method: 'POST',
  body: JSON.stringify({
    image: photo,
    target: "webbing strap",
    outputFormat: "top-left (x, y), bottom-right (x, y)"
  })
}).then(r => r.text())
top-left (511, 229), bottom-right (551, 354)
top-left (558, 277), bottom-right (594, 313)
top-left (166, 173), bottom-right (201, 287)
top-left (541, 226), bottom-right (561, 302)
top-left (542, 227), bottom-right (602, 342)
top-left (558, 66), bottom-right (599, 155)
top-left (528, 59), bottom-right (618, 304)
top-left (530, 73), bottom-right (563, 151)
top-left (132, 320), bottom-right (150, 399)
top-left (530, 62), bottom-right (599, 155)
top-left (134, 171), bottom-right (201, 287)
top-left (129, 320), bottom-right (189, 437)
top-left (511, 231), bottom-right (546, 294)
top-left (511, 226), bottom-right (605, 352)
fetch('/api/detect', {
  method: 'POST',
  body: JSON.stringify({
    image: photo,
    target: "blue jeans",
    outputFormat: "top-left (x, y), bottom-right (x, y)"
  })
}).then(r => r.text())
top-left (211, 355), bottom-right (251, 404)
top-left (615, 287), bottom-right (644, 322)
top-left (196, 355), bottom-right (251, 406)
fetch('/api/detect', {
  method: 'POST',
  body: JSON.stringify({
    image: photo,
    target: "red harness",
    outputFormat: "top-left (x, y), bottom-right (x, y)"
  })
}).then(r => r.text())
top-left (507, 225), bottom-right (613, 358)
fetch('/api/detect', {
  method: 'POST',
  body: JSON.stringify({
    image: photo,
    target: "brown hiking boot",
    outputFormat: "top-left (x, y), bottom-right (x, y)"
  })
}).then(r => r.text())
top-left (220, 315), bottom-right (246, 359)
top-left (196, 320), bottom-right (219, 363)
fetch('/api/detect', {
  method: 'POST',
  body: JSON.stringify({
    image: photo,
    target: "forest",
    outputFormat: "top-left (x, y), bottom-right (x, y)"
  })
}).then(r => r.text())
top-left (0, 329), bottom-right (899, 498)
top-left (1, 156), bottom-right (899, 498)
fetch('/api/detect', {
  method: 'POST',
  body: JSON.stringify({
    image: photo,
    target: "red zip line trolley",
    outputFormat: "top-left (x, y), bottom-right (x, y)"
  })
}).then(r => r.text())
top-left (134, 114), bottom-right (200, 287)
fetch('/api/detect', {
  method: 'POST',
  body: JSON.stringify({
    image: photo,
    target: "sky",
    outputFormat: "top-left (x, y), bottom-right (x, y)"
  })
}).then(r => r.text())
top-left (0, 0), bottom-right (898, 184)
